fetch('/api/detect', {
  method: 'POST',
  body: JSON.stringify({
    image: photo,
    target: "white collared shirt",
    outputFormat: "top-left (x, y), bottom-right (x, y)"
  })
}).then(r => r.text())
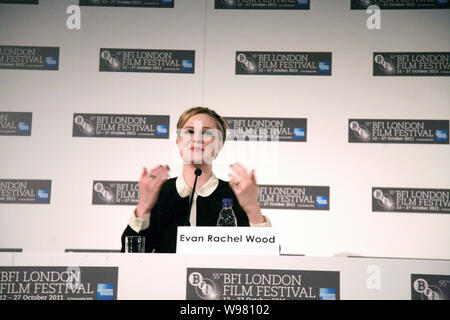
top-left (129, 174), bottom-right (271, 232)
top-left (176, 172), bottom-right (219, 227)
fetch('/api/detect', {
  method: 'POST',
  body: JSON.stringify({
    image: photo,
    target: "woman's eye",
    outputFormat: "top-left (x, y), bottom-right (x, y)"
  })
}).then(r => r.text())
top-left (181, 129), bottom-right (194, 135)
top-left (203, 130), bottom-right (214, 136)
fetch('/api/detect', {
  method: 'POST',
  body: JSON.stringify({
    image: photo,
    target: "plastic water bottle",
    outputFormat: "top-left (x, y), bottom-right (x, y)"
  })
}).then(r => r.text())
top-left (216, 198), bottom-right (237, 226)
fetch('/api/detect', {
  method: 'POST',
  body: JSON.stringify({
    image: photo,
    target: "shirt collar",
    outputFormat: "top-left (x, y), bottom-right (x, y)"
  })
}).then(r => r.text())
top-left (176, 172), bottom-right (219, 198)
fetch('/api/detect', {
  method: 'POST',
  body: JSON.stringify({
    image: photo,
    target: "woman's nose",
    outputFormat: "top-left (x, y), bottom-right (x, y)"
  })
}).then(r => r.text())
top-left (193, 131), bottom-right (203, 143)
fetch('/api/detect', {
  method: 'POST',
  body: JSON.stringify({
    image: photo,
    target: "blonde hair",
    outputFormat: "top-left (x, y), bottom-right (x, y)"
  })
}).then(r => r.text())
top-left (176, 106), bottom-right (227, 142)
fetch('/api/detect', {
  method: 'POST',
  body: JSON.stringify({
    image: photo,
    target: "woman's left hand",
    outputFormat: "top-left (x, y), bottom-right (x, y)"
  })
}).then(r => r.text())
top-left (229, 163), bottom-right (265, 224)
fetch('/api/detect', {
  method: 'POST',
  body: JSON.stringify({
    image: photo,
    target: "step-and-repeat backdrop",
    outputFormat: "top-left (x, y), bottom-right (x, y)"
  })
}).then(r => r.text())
top-left (0, 0), bottom-right (449, 259)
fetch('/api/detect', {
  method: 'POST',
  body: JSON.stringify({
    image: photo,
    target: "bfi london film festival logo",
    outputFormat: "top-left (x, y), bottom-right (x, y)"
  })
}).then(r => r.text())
top-left (187, 268), bottom-right (340, 300)
top-left (372, 188), bottom-right (450, 214)
top-left (0, 112), bottom-right (32, 136)
top-left (188, 272), bottom-right (219, 300)
top-left (224, 117), bottom-right (307, 142)
top-left (74, 114), bottom-right (94, 136)
top-left (236, 53), bottom-right (257, 74)
top-left (349, 119), bottom-right (449, 144)
top-left (0, 45), bottom-right (59, 71)
top-left (93, 182), bottom-right (115, 205)
top-left (257, 185), bottom-right (330, 211)
top-left (211, 117), bottom-right (306, 177)
top-left (0, 179), bottom-right (51, 204)
top-left (92, 181), bottom-right (139, 205)
top-left (413, 278), bottom-right (443, 300)
top-left (349, 120), bottom-right (371, 142)
top-left (374, 54), bottom-right (395, 74)
top-left (373, 52), bottom-right (450, 76)
top-left (372, 189), bottom-right (395, 211)
top-left (0, 266), bottom-right (118, 300)
top-left (73, 113), bottom-right (169, 139)
top-left (99, 48), bottom-right (195, 74)
top-left (235, 51), bottom-right (332, 76)
top-left (100, 50), bottom-right (121, 71)
top-left (412, 275), bottom-right (450, 300)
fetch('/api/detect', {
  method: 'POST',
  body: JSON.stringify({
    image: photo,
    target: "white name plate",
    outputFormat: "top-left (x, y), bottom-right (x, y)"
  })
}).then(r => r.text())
top-left (176, 227), bottom-right (279, 256)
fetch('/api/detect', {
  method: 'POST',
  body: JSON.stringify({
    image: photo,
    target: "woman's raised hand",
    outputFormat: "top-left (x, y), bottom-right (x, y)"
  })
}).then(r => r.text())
top-left (135, 165), bottom-right (169, 218)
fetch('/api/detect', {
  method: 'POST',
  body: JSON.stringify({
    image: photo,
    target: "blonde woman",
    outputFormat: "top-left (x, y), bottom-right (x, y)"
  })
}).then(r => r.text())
top-left (121, 107), bottom-right (270, 253)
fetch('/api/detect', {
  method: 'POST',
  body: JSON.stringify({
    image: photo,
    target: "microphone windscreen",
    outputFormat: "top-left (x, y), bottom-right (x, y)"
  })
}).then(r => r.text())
top-left (194, 168), bottom-right (202, 176)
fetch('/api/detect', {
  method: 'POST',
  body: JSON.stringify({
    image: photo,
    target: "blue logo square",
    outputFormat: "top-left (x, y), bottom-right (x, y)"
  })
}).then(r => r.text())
top-left (318, 62), bottom-right (330, 72)
top-left (296, 0), bottom-right (309, 7)
top-left (316, 196), bottom-right (328, 207)
top-left (97, 283), bottom-right (114, 300)
top-left (436, 0), bottom-right (448, 6)
top-left (182, 60), bottom-right (193, 71)
top-left (156, 125), bottom-right (168, 136)
top-left (160, 0), bottom-right (173, 4)
top-left (37, 190), bottom-right (49, 201)
top-left (18, 122), bottom-right (30, 133)
top-left (293, 128), bottom-right (305, 139)
top-left (320, 288), bottom-right (336, 300)
top-left (436, 130), bottom-right (448, 141)
top-left (45, 57), bottom-right (57, 67)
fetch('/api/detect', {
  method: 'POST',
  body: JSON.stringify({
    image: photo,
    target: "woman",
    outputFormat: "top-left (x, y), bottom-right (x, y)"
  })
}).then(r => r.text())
top-left (121, 106), bottom-right (271, 253)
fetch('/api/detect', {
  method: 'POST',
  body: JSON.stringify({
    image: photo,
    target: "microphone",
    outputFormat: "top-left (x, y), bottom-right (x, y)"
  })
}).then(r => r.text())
top-left (185, 168), bottom-right (202, 226)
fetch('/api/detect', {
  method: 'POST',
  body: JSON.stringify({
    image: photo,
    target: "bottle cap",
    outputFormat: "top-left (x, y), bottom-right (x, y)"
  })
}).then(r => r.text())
top-left (222, 198), bottom-right (232, 207)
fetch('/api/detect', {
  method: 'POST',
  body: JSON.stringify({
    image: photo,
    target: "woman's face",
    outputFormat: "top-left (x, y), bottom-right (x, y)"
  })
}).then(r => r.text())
top-left (176, 113), bottom-right (224, 165)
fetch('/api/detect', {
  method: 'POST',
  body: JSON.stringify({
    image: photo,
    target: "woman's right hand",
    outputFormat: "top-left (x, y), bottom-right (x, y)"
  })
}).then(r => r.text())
top-left (135, 165), bottom-right (170, 218)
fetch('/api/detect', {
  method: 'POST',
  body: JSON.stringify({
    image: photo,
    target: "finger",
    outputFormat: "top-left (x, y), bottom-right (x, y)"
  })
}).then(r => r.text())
top-left (230, 163), bottom-right (248, 182)
top-left (141, 168), bottom-right (155, 185)
top-left (149, 165), bottom-right (166, 177)
top-left (228, 173), bottom-right (243, 191)
top-left (156, 174), bottom-right (169, 192)
top-left (142, 167), bottom-right (160, 187)
top-left (231, 162), bottom-right (249, 178)
top-left (148, 165), bottom-right (160, 175)
top-left (155, 174), bottom-right (168, 187)
top-left (160, 170), bottom-right (170, 180)
top-left (149, 169), bottom-right (169, 187)
top-left (160, 166), bottom-right (170, 179)
top-left (228, 180), bottom-right (239, 193)
top-left (140, 167), bottom-right (147, 179)
top-left (159, 164), bottom-right (170, 173)
top-left (155, 164), bottom-right (170, 172)
top-left (231, 169), bottom-right (248, 184)
top-left (250, 169), bottom-right (257, 184)
top-left (228, 172), bottom-right (239, 182)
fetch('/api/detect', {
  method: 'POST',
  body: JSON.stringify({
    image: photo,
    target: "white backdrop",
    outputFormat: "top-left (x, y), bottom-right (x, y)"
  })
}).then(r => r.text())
top-left (0, 0), bottom-right (449, 259)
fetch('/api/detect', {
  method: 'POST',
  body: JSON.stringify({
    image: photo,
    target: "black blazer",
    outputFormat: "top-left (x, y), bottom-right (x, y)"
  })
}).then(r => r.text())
top-left (120, 177), bottom-right (250, 253)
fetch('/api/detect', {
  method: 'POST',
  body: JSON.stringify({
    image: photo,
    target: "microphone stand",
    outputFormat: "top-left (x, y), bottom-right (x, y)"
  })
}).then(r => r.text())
top-left (184, 168), bottom-right (202, 226)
